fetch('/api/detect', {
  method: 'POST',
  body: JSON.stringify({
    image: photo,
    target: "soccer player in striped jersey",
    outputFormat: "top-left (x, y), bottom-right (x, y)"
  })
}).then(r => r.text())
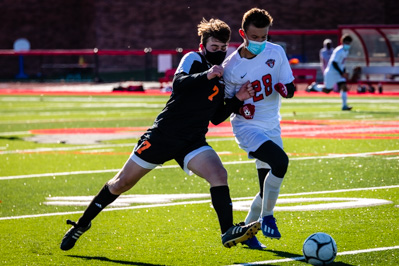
top-left (223, 8), bottom-right (295, 249)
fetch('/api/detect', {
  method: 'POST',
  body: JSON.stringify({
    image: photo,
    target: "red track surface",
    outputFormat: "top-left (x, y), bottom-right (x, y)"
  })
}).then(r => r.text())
top-left (30, 120), bottom-right (399, 140)
top-left (1, 82), bottom-right (399, 96)
top-left (3, 82), bottom-right (398, 140)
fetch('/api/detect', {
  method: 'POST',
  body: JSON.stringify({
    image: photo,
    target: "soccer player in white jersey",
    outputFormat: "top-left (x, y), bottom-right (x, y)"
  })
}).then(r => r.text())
top-left (223, 8), bottom-right (295, 249)
top-left (307, 34), bottom-right (353, 110)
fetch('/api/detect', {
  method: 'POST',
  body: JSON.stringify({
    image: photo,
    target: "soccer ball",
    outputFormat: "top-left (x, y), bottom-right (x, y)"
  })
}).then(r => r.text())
top-left (302, 232), bottom-right (337, 265)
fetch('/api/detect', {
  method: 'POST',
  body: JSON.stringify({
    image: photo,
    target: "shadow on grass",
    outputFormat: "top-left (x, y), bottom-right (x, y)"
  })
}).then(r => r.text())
top-left (66, 255), bottom-right (166, 266)
top-left (0, 136), bottom-right (23, 140)
top-left (233, 249), bottom-right (354, 266)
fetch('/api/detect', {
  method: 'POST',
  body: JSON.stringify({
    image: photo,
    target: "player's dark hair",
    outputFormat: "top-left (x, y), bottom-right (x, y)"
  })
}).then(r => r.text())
top-left (198, 18), bottom-right (231, 46)
top-left (242, 8), bottom-right (273, 32)
top-left (341, 34), bottom-right (353, 43)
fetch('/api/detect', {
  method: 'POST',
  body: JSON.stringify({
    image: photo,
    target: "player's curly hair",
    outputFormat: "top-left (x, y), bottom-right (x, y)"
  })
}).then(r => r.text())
top-left (242, 8), bottom-right (273, 32)
top-left (197, 18), bottom-right (231, 46)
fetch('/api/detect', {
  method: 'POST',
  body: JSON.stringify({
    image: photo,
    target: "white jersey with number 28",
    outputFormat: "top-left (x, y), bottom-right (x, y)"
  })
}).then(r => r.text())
top-left (223, 42), bottom-right (294, 131)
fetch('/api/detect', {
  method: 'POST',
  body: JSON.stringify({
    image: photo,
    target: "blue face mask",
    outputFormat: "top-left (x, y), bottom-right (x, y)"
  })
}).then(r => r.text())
top-left (343, 44), bottom-right (351, 51)
top-left (247, 39), bottom-right (267, 55)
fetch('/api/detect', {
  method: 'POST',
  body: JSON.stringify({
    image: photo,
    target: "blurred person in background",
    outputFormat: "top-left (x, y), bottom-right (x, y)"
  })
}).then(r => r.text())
top-left (320, 38), bottom-right (334, 72)
top-left (307, 34), bottom-right (353, 111)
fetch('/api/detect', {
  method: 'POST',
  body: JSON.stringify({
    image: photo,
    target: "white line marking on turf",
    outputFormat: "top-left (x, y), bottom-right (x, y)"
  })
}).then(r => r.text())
top-left (1, 150), bottom-right (398, 180)
top-left (226, 245), bottom-right (399, 266)
top-left (231, 185), bottom-right (399, 202)
top-left (0, 199), bottom-right (212, 221)
top-left (278, 184), bottom-right (399, 197)
top-left (0, 138), bottom-right (234, 155)
top-left (0, 131), bottom-right (31, 136)
top-left (0, 142), bottom-right (136, 155)
top-left (233, 197), bottom-right (392, 212)
top-left (43, 193), bottom-right (210, 207)
top-left (0, 185), bottom-right (398, 221)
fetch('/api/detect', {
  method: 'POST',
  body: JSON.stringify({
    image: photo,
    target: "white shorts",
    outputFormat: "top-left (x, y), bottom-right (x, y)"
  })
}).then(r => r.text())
top-left (234, 124), bottom-right (283, 169)
top-left (324, 70), bottom-right (346, 89)
top-left (130, 145), bottom-right (213, 175)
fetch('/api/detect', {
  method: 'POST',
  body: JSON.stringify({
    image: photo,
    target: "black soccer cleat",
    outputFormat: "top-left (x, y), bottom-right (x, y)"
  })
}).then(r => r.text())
top-left (60, 219), bottom-right (91, 251)
top-left (306, 82), bottom-right (317, 92)
top-left (221, 220), bottom-right (261, 248)
top-left (342, 105), bottom-right (353, 111)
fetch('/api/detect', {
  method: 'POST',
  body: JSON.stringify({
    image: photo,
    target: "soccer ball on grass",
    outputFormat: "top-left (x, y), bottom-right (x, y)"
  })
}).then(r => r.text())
top-left (302, 232), bottom-right (337, 265)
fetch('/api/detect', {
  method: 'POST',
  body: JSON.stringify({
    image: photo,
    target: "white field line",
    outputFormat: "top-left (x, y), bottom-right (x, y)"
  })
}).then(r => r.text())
top-left (1, 149), bottom-right (398, 181)
top-left (0, 138), bottom-right (234, 155)
top-left (0, 185), bottom-right (398, 221)
top-left (0, 131), bottom-right (31, 136)
top-left (0, 199), bottom-right (212, 221)
top-left (226, 245), bottom-right (399, 266)
top-left (225, 185), bottom-right (399, 202)
top-left (0, 142), bottom-right (137, 155)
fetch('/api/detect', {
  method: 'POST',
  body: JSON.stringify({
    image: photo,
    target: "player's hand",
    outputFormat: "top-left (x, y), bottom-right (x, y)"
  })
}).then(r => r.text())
top-left (238, 103), bottom-right (255, 119)
top-left (274, 83), bottom-right (289, 98)
top-left (342, 73), bottom-right (349, 80)
top-left (207, 65), bottom-right (224, 80)
top-left (236, 81), bottom-right (254, 101)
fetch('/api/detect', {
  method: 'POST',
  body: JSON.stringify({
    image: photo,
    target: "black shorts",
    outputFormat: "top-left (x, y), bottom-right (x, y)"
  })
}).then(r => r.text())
top-left (130, 128), bottom-right (211, 173)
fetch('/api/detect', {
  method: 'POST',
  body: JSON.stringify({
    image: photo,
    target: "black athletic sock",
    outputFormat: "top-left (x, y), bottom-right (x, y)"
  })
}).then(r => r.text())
top-left (210, 185), bottom-right (233, 234)
top-left (77, 184), bottom-right (119, 227)
top-left (257, 168), bottom-right (270, 198)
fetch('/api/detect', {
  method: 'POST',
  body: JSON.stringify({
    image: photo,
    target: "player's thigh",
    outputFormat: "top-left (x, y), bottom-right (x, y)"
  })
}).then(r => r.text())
top-left (255, 130), bottom-right (283, 169)
top-left (107, 158), bottom-right (152, 194)
top-left (324, 72), bottom-right (341, 89)
top-left (235, 126), bottom-right (278, 157)
top-left (187, 149), bottom-right (228, 187)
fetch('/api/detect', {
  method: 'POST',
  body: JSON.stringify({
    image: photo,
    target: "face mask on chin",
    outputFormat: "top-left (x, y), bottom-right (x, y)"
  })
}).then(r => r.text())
top-left (204, 49), bottom-right (227, 65)
top-left (246, 38), bottom-right (267, 55)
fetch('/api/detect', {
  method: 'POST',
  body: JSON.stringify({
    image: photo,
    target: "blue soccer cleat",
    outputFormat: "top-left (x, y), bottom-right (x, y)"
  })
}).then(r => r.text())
top-left (242, 235), bottom-right (267, 249)
top-left (261, 215), bottom-right (281, 239)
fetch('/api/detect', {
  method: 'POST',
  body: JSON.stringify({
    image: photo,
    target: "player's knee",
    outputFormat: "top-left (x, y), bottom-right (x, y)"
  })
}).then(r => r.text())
top-left (216, 167), bottom-right (228, 182)
top-left (271, 153), bottom-right (289, 178)
top-left (208, 167), bottom-right (228, 186)
top-left (108, 172), bottom-right (134, 194)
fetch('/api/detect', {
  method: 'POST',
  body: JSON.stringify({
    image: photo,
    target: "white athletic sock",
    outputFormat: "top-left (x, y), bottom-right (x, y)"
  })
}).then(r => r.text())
top-left (341, 91), bottom-right (348, 107)
top-left (260, 172), bottom-right (283, 217)
top-left (245, 192), bottom-right (262, 224)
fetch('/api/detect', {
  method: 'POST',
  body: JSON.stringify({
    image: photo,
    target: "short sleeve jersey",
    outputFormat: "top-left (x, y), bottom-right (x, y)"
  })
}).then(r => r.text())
top-left (325, 45), bottom-right (348, 74)
top-left (223, 42), bottom-right (294, 131)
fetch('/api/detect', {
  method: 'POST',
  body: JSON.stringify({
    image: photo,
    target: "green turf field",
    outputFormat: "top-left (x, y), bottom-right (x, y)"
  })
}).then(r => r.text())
top-left (0, 92), bottom-right (398, 265)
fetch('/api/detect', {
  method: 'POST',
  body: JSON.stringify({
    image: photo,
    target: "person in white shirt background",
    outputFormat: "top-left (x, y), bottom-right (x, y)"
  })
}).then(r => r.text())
top-left (307, 34), bottom-right (354, 111)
